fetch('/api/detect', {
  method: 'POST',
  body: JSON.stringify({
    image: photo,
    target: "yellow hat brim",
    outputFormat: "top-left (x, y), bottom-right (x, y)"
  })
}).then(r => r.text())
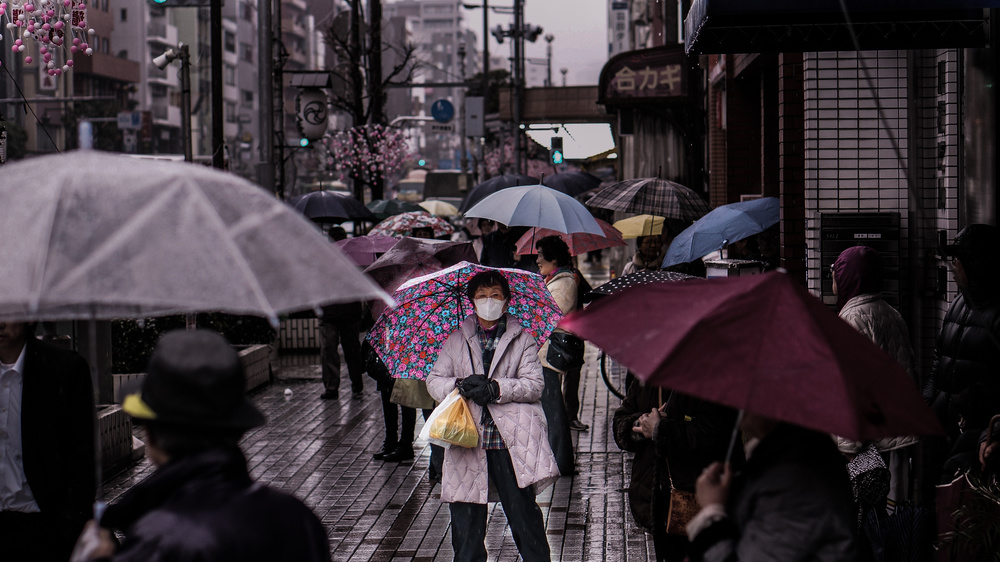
top-left (122, 393), bottom-right (157, 420)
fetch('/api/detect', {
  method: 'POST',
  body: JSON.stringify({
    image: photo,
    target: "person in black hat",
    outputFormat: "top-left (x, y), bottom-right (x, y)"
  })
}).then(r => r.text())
top-left (923, 224), bottom-right (1000, 493)
top-left (73, 329), bottom-right (330, 561)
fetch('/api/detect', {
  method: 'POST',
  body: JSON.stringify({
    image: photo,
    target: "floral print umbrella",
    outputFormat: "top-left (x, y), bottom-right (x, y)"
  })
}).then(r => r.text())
top-left (367, 261), bottom-right (562, 380)
top-left (368, 211), bottom-right (455, 238)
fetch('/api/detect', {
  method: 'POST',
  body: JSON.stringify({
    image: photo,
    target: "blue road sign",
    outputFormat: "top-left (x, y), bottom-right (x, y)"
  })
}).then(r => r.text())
top-left (431, 99), bottom-right (455, 123)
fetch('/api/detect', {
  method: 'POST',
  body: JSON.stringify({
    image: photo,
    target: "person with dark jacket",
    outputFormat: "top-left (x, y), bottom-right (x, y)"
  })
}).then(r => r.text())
top-left (924, 224), bottom-right (1000, 492)
top-left (613, 382), bottom-right (740, 562)
top-left (75, 330), bottom-right (330, 561)
top-left (0, 322), bottom-right (96, 562)
top-left (319, 301), bottom-right (365, 400)
top-left (688, 414), bottom-right (858, 561)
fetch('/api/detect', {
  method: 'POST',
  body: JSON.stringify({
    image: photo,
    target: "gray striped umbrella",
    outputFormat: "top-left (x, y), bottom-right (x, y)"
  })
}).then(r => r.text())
top-left (586, 177), bottom-right (710, 221)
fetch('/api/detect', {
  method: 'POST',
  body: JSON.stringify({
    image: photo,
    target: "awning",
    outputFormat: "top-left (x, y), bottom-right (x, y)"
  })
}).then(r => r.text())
top-left (685, 0), bottom-right (997, 55)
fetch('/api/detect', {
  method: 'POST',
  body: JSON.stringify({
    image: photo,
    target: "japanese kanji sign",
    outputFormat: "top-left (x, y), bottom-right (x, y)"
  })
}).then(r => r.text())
top-left (598, 45), bottom-right (689, 105)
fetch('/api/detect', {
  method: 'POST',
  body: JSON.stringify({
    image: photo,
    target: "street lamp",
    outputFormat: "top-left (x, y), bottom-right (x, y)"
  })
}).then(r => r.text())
top-left (544, 34), bottom-right (554, 87)
top-left (152, 45), bottom-right (193, 163)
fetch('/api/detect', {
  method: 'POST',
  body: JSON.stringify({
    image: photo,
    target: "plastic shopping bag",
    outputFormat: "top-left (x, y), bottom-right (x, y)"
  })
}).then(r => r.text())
top-left (418, 389), bottom-right (478, 449)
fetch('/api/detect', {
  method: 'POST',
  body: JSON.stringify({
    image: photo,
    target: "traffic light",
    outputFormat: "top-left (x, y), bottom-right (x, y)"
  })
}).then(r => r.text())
top-left (418, 158), bottom-right (426, 167)
top-left (299, 138), bottom-right (310, 148)
top-left (550, 136), bottom-right (564, 165)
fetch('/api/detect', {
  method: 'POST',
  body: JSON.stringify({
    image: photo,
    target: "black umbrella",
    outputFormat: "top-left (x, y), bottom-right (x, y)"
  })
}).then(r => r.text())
top-left (583, 270), bottom-right (697, 303)
top-left (458, 174), bottom-right (537, 212)
top-left (542, 171), bottom-right (601, 198)
top-left (366, 199), bottom-right (424, 220)
top-left (289, 191), bottom-right (376, 223)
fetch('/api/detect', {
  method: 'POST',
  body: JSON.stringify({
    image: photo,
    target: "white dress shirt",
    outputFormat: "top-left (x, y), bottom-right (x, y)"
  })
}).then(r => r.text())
top-left (0, 343), bottom-right (40, 512)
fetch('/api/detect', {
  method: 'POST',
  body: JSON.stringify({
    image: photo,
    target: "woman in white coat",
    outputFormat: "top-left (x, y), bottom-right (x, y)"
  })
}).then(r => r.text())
top-left (426, 270), bottom-right (560, 562)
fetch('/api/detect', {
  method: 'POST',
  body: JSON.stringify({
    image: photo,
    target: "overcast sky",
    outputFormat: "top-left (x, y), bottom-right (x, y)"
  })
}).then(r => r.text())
top-left (472, 0), bottom-right (609, 86)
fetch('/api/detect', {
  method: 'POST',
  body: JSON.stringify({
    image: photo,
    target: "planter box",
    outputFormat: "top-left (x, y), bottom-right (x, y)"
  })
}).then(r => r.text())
top-left (98, 405), bottom-right (133, 478)
top-left (239, 344), bottom-right (272, 392)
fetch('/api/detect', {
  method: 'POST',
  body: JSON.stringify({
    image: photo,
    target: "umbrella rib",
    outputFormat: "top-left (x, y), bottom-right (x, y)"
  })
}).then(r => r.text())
top-left (27, 178), bottom-right (68, 315)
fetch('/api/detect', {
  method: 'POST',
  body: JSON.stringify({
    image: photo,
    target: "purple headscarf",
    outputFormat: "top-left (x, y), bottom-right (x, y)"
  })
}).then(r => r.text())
top-left (831, 246), bottom-right (883, 311)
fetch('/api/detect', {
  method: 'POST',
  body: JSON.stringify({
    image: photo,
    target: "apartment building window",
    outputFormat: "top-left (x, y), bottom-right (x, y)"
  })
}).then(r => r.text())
top-left (242, 90), bottom-right (254, 104)
top-left (120, 8), bottom-right (126, 21)
top-left (224, 65), bottom-right (236, 85)
top-left (224, 31), bottom-right (236, 53)
top-left (102, 38), bottom-right (109, 54)
top-left (241, 43), bottom-right (253, 63)
top-left (225, 101), bottom-right (238, 123)
top-left (241, 1), bottom-right (254, 21)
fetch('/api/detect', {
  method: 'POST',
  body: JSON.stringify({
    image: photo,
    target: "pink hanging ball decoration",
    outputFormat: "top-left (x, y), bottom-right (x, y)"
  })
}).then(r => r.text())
top-left (24, 55), bottom-right (32, 64)
top-left (73, 37), bottom-right (80, 45)
top-left (10, 46), bottom-right (17, 53)
top-left (80, 42), bottom-right (88, 50)
top-left (66, 59), bottom-right (73, 66)
top-left (63, 0), bottom-right (70, 5)
top-left (54, 21), bottom-right (63, 29)
top-left (70, 45), bottom-right (77, 53)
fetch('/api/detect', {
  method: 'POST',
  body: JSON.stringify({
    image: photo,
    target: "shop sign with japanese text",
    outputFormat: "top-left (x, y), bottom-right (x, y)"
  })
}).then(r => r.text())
top-left (598, 45), bottom-right (688, 105)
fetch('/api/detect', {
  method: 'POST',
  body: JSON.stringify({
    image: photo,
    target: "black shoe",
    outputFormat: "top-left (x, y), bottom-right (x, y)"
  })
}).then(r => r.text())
top-left (319, 391), bottom-right (338, 400)
top-left (382, 445), bottom-right (415, 462)
top-left (568, 420), bottom-right (590, 431)
top-left (373, 443), bottom-right (398, 461)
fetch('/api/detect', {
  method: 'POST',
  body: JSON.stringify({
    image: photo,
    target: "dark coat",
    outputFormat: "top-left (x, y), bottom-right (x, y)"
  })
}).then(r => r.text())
top-left (612, 383), bottom-right (739, 531)
top-left (689, 424), bottom-right (858, 562)
top-left (926, 292), bottom-right (1000, 436)
top-left (21, 336), bottom-right (97, 548)
top-left (101, 447), bottom-right (330, 562)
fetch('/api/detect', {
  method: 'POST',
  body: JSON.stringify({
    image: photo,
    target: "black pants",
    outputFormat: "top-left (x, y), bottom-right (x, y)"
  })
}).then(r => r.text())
top-left (422, 408), bottom-right (445, 480)
top-left (320, 321), bottom-right (364, 393)
top-left (563, 365), bottom-right (582, 422)
top-left (379, 388), bottom-right (416, 448)
top-left (652, 529), bottom-right (688, 562)
top-left (541, 367), bottom-right (575, 475)
top-left (449, 448), bottom-right (550, 562)
top-left (0, 511), bottom-right (76, 562)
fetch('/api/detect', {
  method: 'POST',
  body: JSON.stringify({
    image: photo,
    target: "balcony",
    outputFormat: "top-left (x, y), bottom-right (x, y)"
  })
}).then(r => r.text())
top-left (282, 0), bottom-right (307, 14)
top-left (281, 17), bottom-right (307, 38)
top-left (72, 52), bottom-right (141, 83)
top-left (151, 103), bottom-right (181, 127)
top-left (285, 47), bottom-right (307, 66)
top-left (147, 22), bottom-right (179, 47)
top-left (148, 63), bottom-right (179, 88)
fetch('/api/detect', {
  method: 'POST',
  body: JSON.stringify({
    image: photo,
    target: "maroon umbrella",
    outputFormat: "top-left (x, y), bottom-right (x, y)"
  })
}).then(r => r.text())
top-left (513, 218), bottom-right (626, 257)
top-left (559, 271), bottom-right (943, 441)
top-left (334, 235), bottom-right (398, 267)
top-left (364, 237), bottom-right (479, 319)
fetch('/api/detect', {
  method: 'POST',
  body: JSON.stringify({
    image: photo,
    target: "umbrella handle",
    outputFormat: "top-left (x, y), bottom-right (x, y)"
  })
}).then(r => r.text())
top-left (724, 410), bottom-right (745, 466)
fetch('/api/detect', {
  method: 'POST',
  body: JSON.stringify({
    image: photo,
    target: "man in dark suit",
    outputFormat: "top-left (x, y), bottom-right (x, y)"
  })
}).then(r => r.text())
top-left (0, 322), bottom-right (96, 562)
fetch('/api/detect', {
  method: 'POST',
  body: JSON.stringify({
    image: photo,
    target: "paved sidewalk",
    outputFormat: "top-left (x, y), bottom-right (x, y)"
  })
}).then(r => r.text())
top-left (102, 261), bottom-right (656, 561)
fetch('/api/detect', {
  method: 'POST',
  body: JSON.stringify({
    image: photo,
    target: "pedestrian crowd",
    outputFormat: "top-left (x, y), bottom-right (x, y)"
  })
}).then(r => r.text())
top-left (4, 187), bottom-right (997, 562)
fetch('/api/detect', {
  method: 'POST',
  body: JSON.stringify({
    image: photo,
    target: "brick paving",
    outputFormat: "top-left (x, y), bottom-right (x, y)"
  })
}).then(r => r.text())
top-left (101, 260), bottom-right (656, 561)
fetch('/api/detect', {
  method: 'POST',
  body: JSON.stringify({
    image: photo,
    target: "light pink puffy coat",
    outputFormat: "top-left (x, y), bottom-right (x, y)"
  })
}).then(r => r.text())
top-left (425, 313), bottom-right (560, 504)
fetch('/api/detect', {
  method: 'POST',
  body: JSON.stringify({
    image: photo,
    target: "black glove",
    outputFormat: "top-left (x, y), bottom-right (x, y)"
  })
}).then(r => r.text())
top-left (457, 375), bottom-right (500, 406)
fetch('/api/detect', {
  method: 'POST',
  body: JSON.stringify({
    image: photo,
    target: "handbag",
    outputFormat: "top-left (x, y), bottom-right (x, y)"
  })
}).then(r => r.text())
top-left (660, 388), bottom-right (699, 536)
top-left (546, 331), bottom-right (585, 371)
top-left (389, 378), bottom-right (436, 410)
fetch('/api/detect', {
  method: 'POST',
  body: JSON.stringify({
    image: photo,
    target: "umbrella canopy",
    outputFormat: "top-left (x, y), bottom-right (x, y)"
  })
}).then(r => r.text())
top-left (419, 199), bottom-right (461, 217)
top-left (612, 214), bottom-right (665, 239)
top-left (368, 261), bottom-right (561, 380)
top-left (663, 197), bottom-right (780, 268)
top-left (364, 238), bottom-right (479, 319)
top-left (459, 173), bottom-right (537, 212)
top-left (541, 171), bottom-right (601, 198)
top-left (367, 199), bottom-right (424, 220)
top-left (514, 218), bottom-right (625, 257)
top-left (334, 235), bottom-right (399, 267)
top-left (583, 270), bottom-right (698, 303)
top-left (587, 178), bottom-right (711, 221)
top-left (560, 272), bottom-right (944, 441)
top-left (288, 190), bottom-right (376, 223)
top-left (369, 211), bottom-right (455, 238)
top-left (0, 151), bottom-right (391, 325)
top-left (464, 185), bottom-right (605, 236)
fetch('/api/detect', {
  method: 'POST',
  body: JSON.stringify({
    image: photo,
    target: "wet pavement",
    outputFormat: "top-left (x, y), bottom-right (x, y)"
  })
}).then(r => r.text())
top-left (101, 259), bottom-right (656, 561)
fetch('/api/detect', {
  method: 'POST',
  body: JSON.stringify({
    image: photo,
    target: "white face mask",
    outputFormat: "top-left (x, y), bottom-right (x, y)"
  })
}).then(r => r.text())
top-left (474, 297), bottom-right (506, 321)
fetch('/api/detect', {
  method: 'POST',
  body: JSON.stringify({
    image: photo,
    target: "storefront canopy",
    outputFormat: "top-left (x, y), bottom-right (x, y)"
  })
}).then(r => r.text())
top-left (685, 0), bottom-right (998, 55)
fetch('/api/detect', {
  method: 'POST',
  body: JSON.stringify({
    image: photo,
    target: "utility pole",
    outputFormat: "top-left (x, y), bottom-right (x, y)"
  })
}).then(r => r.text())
top-left (257, 0), bottom-right (275, 194)
top-left (368, 0), bottom-right (385, 200)
top-left (512, 0), bottom-right (522, 175)
top-left (544, 34), bottom-right (553, 87)
top-left (458, 42), bottom-right (469, 191)
top-left (211, 0), bottom-right (224, 168)
top-left (179, 46), bottom-right (193, 163)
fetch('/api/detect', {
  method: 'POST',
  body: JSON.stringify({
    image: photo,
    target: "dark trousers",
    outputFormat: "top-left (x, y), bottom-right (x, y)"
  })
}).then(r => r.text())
top-left (652, 529), bottom-right (688, 562)
top-left (541, 367), bottom-right (575, 475)
top-left (0, 511), bottom-right (76, 562)
top-left (449, 448), bottom-right (550, 562)
top-left (422, 408), bottom-right (445, 480)
top-left (379, 388), bottom-right (416, 448)
top-left (563, 366), bottom-right (582, 422)
top-left (320, 321), bottom-right (363, 393)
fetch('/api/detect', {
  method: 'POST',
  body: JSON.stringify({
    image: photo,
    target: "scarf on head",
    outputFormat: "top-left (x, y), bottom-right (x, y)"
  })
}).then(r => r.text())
top-left (544, 265), bottom-right (575, 284)
top-left (831, 246), bottom-right (883, 311)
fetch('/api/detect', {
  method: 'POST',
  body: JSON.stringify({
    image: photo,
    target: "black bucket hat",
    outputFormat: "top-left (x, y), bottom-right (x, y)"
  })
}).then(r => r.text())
top-left (944, 224), bottom-right (1000, 263)
top-left (122, 329), bottom-right (265, 430)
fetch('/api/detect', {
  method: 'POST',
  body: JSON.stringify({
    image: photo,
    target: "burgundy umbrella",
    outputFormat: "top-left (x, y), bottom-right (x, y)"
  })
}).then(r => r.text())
top-left (559, 271), bottom-right (943, 441)
top-left (334, 235), bottom-right (398, 267)
top-left (364, 237), bottom-right (479, 318)
top-left (513, 218), bottom-right (626, 257)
